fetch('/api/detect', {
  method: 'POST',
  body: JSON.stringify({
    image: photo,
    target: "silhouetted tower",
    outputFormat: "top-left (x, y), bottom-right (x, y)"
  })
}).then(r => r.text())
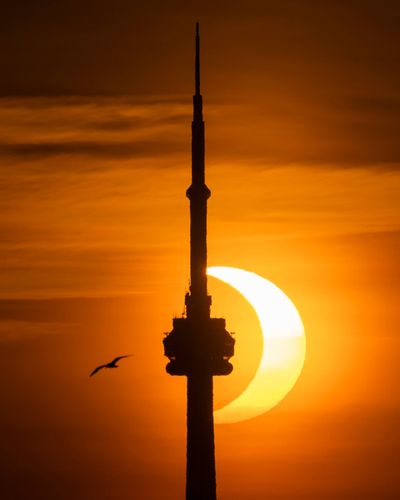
top-left (163, 24), bottom-right (235, 500)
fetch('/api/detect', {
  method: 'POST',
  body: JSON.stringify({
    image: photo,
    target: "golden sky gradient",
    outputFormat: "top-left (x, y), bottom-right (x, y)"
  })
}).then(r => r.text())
top-left (0, 2), bottom-right (399, 499)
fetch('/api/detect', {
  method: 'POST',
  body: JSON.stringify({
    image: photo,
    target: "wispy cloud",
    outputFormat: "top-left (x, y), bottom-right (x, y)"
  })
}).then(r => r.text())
top-left (0, 96), bottom-right (189, 164)
top-left (0, 139), bottom-right (183, 161)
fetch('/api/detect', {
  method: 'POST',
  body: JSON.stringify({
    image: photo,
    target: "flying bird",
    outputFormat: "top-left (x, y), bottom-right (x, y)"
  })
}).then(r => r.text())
top-left (90, 355), bottom-right (132, 377)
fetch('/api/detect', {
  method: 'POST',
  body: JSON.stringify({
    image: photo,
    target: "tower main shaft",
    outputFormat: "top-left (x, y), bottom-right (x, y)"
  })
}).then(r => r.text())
top-left (163, 23), bottom-right (235, 500)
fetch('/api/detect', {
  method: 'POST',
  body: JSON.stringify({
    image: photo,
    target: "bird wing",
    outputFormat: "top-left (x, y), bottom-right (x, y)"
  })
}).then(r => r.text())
top-left (90, 364), bottom-right (106, 377)
top-left (111, 354), bottom-right (132, 364)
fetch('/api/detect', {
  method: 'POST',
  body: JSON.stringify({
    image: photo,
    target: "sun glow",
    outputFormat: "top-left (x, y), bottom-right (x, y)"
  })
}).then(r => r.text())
top-left (207, 266), bottom-right (306, 423)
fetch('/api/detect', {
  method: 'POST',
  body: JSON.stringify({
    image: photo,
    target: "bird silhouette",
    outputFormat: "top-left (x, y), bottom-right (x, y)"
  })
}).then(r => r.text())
top-left (90, 355), bottom-right (132, 377)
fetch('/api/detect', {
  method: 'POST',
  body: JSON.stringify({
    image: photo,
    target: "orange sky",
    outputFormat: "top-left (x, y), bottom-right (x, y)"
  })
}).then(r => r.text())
top-left (0, 2), bottom-right (399, 499)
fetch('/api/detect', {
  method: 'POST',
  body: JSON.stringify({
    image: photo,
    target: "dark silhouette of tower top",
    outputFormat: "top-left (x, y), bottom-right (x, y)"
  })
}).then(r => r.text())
top-left (195, 22), bottom-right (200, 96)
top-left (163, 23), bottom-right (235, 500)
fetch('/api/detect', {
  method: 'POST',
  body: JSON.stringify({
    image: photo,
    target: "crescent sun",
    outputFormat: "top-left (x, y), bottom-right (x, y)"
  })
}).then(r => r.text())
top-left (207, 266), bottom-right (306, 424)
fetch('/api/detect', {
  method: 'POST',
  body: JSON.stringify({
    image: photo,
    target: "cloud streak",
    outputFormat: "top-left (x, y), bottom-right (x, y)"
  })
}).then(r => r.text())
top-left (0, 139), bottom-right (183, 161)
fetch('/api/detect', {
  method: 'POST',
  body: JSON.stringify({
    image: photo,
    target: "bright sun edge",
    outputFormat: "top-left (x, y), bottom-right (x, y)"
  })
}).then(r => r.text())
top-left (207, 266), bottom-right (306, 424)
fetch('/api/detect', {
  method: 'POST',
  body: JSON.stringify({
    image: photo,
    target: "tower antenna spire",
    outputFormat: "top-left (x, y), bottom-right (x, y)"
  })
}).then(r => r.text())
top-left (195, 22), bottom-right (200, 95)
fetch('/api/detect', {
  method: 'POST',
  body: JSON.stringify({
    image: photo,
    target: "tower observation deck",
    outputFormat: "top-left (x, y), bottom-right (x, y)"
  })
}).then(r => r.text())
top-left (163, 23), bottom-right (235, 500)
